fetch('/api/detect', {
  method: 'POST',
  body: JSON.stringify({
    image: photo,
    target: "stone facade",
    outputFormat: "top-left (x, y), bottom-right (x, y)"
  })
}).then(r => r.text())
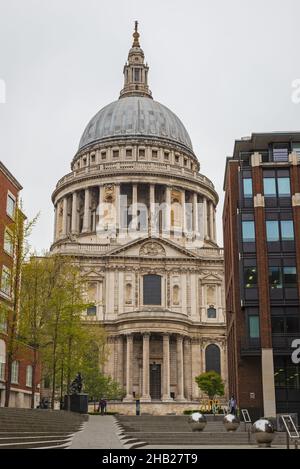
top-left (51, 24), bottom-right (227, 413)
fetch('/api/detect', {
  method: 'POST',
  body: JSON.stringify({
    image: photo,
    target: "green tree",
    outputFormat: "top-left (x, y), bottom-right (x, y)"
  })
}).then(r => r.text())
top-left (195, 371), bottom-right (225, 401)
top-left (2, 204), bottom-right (38, 407)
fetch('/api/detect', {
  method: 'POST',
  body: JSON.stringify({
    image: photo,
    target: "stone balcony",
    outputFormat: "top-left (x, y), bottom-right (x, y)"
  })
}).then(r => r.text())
top-left (55, 161), bottom-right (215, 191)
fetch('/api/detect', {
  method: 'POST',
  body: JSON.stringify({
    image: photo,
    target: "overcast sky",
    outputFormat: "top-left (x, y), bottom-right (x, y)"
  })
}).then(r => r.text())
top-left (0, 0), bottom-right (299, 252)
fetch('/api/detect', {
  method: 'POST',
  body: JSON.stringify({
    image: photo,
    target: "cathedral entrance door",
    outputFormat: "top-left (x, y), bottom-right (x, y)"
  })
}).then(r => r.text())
top-left (150, 363), bottom-right (161, 400)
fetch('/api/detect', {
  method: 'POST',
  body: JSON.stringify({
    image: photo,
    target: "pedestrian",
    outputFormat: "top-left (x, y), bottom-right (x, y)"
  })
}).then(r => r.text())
top-left (228, 395), bottom-right (237, 415)
top-left (103, 399), bottom-right (107, 415)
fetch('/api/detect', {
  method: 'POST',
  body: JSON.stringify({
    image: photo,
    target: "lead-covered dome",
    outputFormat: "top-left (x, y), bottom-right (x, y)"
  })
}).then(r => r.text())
top-left (79, 97), bottom-right (193, 152)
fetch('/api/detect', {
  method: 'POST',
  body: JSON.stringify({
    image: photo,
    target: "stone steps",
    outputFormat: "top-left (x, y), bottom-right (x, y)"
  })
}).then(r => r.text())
top-left (0, 408), bottom-right (87, 449)
top-left (116, 415), bottom-right (287, 447)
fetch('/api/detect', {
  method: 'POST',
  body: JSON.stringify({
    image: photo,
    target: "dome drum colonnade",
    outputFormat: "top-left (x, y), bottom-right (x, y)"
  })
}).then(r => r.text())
top-left (51, 22), bottom-right (226, 411)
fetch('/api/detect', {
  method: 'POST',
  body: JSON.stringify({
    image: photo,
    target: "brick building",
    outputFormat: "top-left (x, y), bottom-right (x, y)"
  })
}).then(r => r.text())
top-left (223, 133), bottom-right (300, 420)
top-left (0, 161), bottom-right (40, 407)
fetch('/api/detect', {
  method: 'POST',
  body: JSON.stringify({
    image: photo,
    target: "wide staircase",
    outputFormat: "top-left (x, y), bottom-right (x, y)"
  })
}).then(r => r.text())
top-left (116, 415), bottom-right (287, 447)
top-left (0, 408), bottom-right (88, 449)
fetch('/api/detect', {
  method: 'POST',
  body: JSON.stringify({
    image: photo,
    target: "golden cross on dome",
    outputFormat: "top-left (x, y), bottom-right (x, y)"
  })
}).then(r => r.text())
top-left (132, 20), bottom-right (140, 47)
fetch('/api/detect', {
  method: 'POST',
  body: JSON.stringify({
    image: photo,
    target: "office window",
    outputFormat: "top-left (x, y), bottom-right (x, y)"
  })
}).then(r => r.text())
top-left (263, 178), bottom-right (276, 197)
top-left (143, 275), bottom-right (161, 305)
top-left (283, 267), bottom-right (297, 287)
top-left (26, 365), bottom-right (33, 387)
top-left (278, 177), bottom-right (291, 197)
top-left (281, 220), bottom-right (294, 240)
top-left (272, 317), bottom-right (285, 333)
top-left (266, 221), bottom-right (279, 242)
top-left (242, 221), bottom-right (255, 242)
top-left (7, 194), bottom-right (15, 218)
top-left (4, 230), bottom-right (13, 256)
top-left (292, 143), bottom-right (300, 156)
top-left (244, 267), bottom-right (257, 288)
top-left (243, 178), bottom-right (253, 198)
top-left (286, 317), bottom-right (300, 333)
top-left (269, 267), bottom-right (282, 289)
top-left (1, 266), bottom-right (11, 296)
top-left (273, 146), bottom-right (289, 162)
top-left (249, 316), bottom-right (260, 339)
top-left (11, 360), bottom-right (19, 384)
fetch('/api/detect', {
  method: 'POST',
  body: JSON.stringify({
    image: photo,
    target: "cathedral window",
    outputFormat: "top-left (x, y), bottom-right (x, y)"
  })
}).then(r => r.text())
top-left (207, 306), bottom-right (217, 319)
top-left (113, 150), bottom-right (119, 158)
top-left (87, 305), bottom-right (96, 316)
top-left (205, 344), bottom-right (221, 374)
top-left (143, 274), bottom-right (161, 305)
top-left (134, 68), bottom-right (140, 82)
top-left (164, 152), bottom-right (169, 161)
top-left (175, 155), bottom-right (180, 163)
top-left (152, 150), bottom-right (158, 159)
top-left (139, 148), bottom-right (145, 158)
top-left (126, 148), bottom-right (132, 158)
top-left (91, 154), bottom-right (95, 164)
top-left (101, 151), bottom-right (106, 160)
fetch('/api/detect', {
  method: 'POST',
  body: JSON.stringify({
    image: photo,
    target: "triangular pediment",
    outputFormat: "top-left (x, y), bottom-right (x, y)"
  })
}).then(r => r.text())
top-left (105, 237), bottom-right (199, 259)
top-left (200, 272), bottom-right (223, 283)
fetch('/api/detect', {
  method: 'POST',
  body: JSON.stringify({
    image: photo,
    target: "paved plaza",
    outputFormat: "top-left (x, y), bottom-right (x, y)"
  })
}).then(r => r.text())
top-left (69, 415), bottom-right (124, 449)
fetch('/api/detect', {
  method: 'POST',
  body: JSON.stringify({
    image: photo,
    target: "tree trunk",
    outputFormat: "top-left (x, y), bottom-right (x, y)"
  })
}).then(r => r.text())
top-left (31, 348), bottom-right (37, 409)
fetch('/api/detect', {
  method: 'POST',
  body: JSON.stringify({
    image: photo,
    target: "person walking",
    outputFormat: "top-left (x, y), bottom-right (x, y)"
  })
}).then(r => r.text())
top-left (228, 395), bottom-right (237, 415)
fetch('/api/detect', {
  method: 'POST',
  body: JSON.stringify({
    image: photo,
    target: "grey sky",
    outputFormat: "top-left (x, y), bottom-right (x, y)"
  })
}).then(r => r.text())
top-left (0, 0), bottom-right (299, 252)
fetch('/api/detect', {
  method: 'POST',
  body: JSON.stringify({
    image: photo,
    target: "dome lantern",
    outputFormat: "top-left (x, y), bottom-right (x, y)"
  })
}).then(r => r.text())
top-left (119, 21), bottom-right (152, 99)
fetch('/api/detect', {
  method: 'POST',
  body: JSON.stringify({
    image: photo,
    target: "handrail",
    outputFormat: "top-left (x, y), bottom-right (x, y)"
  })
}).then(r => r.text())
top-left (281, 415), bottom-right (300, 450)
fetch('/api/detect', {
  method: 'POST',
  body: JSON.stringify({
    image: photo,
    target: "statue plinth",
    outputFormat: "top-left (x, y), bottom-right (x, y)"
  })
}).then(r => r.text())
top-left (64, 393), bottom-right (88, 414)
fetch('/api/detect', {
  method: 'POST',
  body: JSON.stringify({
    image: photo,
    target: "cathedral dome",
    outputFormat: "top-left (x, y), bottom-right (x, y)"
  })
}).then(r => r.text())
top-left (78, 97), bottom-right (193, 152)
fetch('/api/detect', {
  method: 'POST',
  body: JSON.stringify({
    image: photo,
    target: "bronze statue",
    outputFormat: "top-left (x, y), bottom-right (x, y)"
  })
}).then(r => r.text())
top-left (69, 372), bottom-right (83, 395)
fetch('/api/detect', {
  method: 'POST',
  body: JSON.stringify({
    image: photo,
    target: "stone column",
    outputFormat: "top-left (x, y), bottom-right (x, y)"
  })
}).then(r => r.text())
top-left (71, 191), bottom-right (78, 234)
top-left (124, 334), bottom-right (134, 401)
top-left (62, 197), bottom-right (68, 237)
top-left (202, 197), bottom-right (208, 240)
top-left (176, 335), bottom-right (185, 401)
top-left (164, 186), bottom-right (171, 236)
top-left (82, 188), bottom-right (90, 233)
top-left (53, 204), bottom-right (58, 242)
top-left (115, 184), bottom-right (120, 237)
top-left (131, 183), bottom-right (138, 233)
top-left (149, 183), bottom-right (156, 235)
top-left (193, 192), bottom-right (199, 237)
top-left (182, 190), bottom-right (186, 235)
top-left (209, 201), bottom-right (214, 241)
top-left (141, 333), bottom-right (151, 402)
top-left (117, 335), bottom-right (124, 387)
top-left (183, 338), bottom-right (192, 400)
top-left (97, 185), bottom-right (103, 233)
top-left (162, 333), bottom-right (172, 401)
